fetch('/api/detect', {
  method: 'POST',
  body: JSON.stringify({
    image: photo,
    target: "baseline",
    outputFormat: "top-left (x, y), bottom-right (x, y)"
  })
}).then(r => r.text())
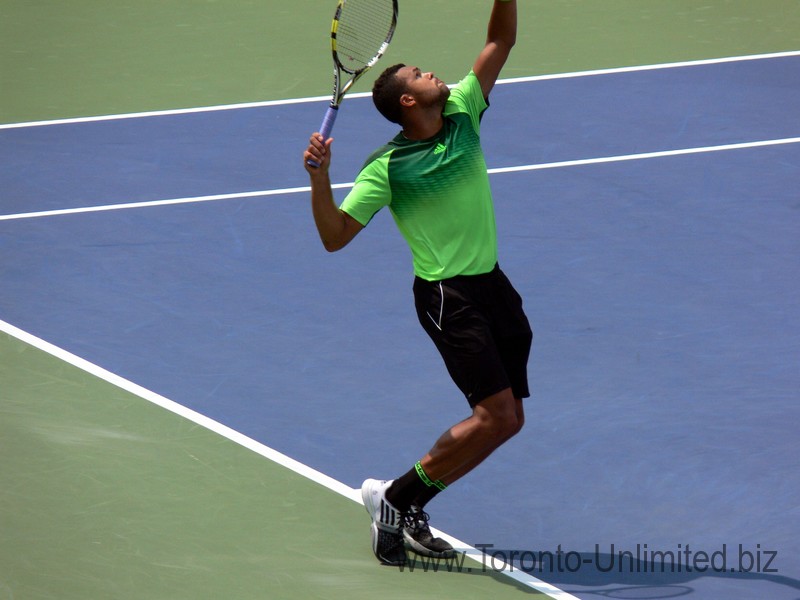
top-left (1, 51), bottom-right (797, 131)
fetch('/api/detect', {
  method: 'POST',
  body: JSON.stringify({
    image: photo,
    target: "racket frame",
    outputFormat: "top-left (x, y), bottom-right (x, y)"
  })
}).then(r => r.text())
top-left (317, 0), bottom-right (398, 143)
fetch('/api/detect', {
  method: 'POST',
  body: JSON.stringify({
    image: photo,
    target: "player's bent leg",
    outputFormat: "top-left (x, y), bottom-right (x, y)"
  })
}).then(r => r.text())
top-left (368, 391), bottom-right (524, 563)
top-left (404, 391), bottom-right (522, 557)
top-left (436, 394), bottom-right (524, 486)
top-left (420, 387), bottom-right (521, 484)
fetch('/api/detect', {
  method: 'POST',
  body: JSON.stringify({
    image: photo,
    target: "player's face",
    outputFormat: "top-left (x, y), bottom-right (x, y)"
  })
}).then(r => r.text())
top-left (398, 65), bottom-right (450, 108)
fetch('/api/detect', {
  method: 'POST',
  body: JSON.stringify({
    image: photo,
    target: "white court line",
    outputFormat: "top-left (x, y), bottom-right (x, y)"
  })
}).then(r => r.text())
top-left (1, 136), bottom-right (798, 222)
top-left (495, 49), bottom-right (800, 85)
top-left (1, 50), bottom-right (798, 131)
top-left (0, 318), bottom-right (358, 502)
top-left (0, 183), bottom-right (352, 221)
top-left (0, 318), bottom-right (580, 599)
top-left (486, 137), bottom-right (800, 175)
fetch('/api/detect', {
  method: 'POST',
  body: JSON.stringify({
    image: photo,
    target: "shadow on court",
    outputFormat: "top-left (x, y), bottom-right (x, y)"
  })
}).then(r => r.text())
top-left (471, 549), bottom-right (800, 599)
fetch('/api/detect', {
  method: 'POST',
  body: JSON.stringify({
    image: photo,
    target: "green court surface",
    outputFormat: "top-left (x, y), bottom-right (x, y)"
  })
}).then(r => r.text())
top-left (2, 0), bottom-right (799, 123)
top-left (0, 331), bottom-right (544, 599)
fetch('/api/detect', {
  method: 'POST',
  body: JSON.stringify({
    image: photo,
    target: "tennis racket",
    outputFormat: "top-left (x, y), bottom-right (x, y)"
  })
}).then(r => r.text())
top-left (308, 0), bottom-right (398, 166)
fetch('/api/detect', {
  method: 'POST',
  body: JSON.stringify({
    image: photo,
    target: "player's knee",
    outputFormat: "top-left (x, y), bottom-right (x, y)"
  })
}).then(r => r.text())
top-left (476, 391), bottom-right (521, 439)
top-left (483, 416), bottom-right (516, 441)
top-left (501, 408), bottom-right (524, 440)
top-left (510, 408), bottom-right (524, 436)
top-left (496, 400), bottom-right (525, 440)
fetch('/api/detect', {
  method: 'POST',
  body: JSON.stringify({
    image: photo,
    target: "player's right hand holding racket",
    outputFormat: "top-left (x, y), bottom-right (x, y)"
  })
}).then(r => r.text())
top-left (305, 0), bottom-right (398, 169)
top-left (304, 133), bottom-right (334, 173)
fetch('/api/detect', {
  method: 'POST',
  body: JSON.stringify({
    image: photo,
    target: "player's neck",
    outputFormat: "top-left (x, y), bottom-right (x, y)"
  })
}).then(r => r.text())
top-left (401, 112), bottom-right (444, 141)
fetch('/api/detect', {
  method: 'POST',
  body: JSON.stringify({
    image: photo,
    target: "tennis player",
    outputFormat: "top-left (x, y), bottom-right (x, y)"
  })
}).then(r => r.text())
top-left (303, 0), bottom-right (530, 566)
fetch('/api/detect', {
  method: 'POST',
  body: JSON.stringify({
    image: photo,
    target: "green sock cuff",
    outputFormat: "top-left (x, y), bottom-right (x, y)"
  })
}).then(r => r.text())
top-left (414, 461), bottom-right (447, 491)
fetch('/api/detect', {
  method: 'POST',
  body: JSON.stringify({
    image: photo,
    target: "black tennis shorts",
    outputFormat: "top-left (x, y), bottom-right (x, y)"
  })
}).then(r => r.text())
top-left (413, 264), bottom-right (532, 407)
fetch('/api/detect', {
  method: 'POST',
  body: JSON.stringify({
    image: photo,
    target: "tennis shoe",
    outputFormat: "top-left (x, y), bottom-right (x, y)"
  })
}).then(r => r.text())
top-left (361, 478), bottom-right (407, 566)
top-left (403, 505), bottom-right (455, 558)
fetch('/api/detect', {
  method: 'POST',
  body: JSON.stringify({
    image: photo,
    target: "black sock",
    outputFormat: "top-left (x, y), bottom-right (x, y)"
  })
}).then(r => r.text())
top-left (412, 484), bottom-right (442, 510)
top-left (385, 466), bottom-right (429, 512)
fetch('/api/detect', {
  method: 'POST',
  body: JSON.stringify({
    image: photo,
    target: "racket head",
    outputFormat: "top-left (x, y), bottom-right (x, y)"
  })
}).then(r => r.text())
top-left (331, 0), bottom-right (398, 78)
top-left (312, 0), bottom-right (397, 154)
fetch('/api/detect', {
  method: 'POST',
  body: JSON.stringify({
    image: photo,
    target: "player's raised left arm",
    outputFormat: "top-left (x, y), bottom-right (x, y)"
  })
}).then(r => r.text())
top-left (473, 0), bottom-right (517, 98)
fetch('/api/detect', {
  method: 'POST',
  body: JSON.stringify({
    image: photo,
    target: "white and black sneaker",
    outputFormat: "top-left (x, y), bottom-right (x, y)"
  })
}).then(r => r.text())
top-left (361, 479), bottom-right (407, 566)
top-left (403, 505), bottom-right (455, 558)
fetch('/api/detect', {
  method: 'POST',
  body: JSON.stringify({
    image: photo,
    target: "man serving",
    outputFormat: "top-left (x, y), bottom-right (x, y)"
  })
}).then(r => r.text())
top-left (303, 0), bottom-right (531, 567)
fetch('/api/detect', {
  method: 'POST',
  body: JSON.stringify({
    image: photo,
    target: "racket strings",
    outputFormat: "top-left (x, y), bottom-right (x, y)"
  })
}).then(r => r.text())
top-left (335, 0), bottom-right (395, 72)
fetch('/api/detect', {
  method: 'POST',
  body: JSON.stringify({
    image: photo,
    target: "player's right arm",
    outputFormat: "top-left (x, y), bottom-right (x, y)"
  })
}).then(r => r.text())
top-left (304, 133), bottom-right (364, 252)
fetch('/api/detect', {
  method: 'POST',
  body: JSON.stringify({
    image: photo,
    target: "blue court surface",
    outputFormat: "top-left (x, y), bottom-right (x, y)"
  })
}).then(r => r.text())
top-left (2, 53), bottom-right (799, 599)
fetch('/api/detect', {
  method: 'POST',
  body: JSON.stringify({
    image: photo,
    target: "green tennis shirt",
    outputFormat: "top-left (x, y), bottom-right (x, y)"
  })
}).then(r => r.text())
top-left (340, 71), bottom-right (497, 281)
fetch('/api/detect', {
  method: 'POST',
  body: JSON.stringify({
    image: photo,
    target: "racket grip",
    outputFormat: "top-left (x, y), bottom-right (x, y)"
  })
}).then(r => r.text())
top-left (307, 105), bottom-right (339, 168)
top-left (318, 105), bottom-right (338, 141)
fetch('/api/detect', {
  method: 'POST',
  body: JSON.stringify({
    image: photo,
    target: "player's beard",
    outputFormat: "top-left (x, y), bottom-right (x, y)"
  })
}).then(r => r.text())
top-left (424, 85), bottom-right (450, 112)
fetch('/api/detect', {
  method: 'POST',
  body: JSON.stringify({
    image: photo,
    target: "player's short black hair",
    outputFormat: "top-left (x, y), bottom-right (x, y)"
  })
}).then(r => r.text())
top-left (372, 63), bottom-right (407, 125)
